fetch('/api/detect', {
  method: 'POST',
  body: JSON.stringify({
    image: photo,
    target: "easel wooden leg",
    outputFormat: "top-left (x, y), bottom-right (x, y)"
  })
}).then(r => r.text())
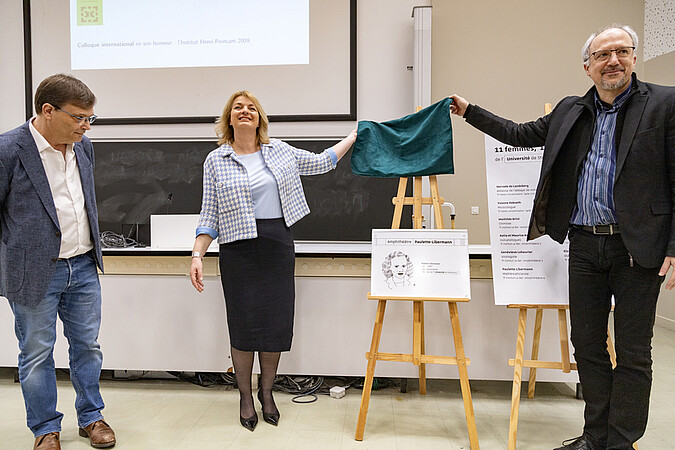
top-left (418, 301), bottom-right (427, 395)
top-left (508, 308), bottom-right (527, 450)
top-left (557, 309), bottom-right (571, 373)
top-left (448, 302), bottom-right (479, 450)
top-left (527, 308), bottom-right (544, 399)
top-left (607, 327), bottom-right (617, 369)
top-left (429, 175), bottom-right (445, 229)
top-left (412, 301), bottom-right (422, 368)
top-left (355, 300), bottom-right (387, 441)
top-left (413, 177), bottom-right (423, 229)
top-left (391, 178), bottom-right (408, 229)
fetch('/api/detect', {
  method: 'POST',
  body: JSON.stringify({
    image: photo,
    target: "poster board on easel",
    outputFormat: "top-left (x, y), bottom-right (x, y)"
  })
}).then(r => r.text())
top-left (484, 134), bottom-right (569, 305)
top-left (370, 228), bottom-right (470, 298)
top-left (355, 176), bottom-right (479, 449)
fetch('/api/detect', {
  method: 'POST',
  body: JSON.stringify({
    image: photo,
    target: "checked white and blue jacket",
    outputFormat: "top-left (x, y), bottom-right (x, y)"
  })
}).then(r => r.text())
top-left (196, 139), bottom-right (337, 243)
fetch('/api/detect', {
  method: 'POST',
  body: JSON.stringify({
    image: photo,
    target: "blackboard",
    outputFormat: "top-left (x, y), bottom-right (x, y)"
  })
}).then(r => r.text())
top-left (93, 140), bottom-right (411, 243)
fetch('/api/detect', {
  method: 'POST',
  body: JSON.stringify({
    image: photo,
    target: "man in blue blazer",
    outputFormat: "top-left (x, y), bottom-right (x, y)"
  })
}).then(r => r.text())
top-left (0, 74), bottom-right (115, 449)
top-left (449, 25), bottom-right (675, 450)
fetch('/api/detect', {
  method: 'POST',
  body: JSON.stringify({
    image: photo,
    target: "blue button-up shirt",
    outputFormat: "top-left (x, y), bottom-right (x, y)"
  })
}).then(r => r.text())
top-left (570, 82), bottom-right (632, 226)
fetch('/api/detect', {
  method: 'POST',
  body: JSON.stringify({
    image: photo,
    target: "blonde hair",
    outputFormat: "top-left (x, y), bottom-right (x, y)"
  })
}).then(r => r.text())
top-left (215, 90), bottom-right (269, 146)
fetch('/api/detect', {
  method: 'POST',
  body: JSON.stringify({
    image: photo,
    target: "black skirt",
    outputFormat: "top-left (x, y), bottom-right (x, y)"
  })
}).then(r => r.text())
top-left (219, 218), bottom-right (295, 352)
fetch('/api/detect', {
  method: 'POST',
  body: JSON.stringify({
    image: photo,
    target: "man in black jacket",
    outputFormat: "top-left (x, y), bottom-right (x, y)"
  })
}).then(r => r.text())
top-left (450, 24), bottom-right (675, 450)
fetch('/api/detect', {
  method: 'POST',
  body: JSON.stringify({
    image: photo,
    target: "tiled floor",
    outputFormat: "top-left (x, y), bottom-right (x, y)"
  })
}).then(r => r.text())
top-left (1, 325), bottom-right (674, 449)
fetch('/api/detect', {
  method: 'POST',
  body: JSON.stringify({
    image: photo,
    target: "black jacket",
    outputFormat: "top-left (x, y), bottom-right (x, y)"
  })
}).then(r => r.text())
top-left (465, 74), bottom-right (675, 268)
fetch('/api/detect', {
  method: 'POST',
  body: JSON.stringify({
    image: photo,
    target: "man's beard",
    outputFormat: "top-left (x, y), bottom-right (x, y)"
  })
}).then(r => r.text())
top-left (602, 77), bottom-right (629, 90)
top-left (601, 66), bottom-right (629, 91)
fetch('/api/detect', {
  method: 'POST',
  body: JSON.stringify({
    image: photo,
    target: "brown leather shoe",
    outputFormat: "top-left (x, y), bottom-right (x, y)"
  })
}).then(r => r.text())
top-left (33, 432), bottom-right (60, 450)
top-left (78, 420), bottom-right (116, 448)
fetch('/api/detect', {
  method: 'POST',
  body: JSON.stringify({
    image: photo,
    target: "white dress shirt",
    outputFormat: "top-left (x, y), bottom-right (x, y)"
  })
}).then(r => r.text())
top-left (29, 118), bottom-right (93, 259)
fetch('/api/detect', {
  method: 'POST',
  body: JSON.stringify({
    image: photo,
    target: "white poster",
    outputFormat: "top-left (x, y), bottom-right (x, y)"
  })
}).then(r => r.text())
top-left (370, 229), bottom-right (471, 299)
top-left (485, 135), bottom-right (569, 305)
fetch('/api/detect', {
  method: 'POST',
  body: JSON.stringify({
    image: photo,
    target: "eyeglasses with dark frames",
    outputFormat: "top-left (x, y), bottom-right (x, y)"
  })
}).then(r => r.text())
top-left (590, 46), bottom-right (635, 62)
top-left (53, 106), bottom-right (98, 125)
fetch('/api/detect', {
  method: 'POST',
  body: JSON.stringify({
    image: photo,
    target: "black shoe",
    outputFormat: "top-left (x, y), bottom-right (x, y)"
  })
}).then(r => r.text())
top-left (239, 412), bottom-right (258, 431)
top-left (554, 435), bottom-right (598, 450)
top-left (257, 390), bottom-right (280, 426)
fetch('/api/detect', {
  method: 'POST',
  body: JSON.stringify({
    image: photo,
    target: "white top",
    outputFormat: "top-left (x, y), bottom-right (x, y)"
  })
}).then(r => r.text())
top-left (236, 150), bottom-right (283, 219)
top-left (29, 118), bottom-right (93, 259)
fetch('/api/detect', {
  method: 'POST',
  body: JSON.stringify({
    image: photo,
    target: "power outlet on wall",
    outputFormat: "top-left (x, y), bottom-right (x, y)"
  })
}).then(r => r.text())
top-left (471, 206), bottom-right (480, 215)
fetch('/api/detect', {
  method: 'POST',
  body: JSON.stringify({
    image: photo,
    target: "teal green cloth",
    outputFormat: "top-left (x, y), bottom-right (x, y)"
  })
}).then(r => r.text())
top-left (351, 98), bottom-right (454, 177)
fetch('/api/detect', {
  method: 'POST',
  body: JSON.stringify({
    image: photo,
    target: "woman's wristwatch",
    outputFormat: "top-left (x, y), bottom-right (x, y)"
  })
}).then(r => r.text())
top-left (191, 251), bottom-right (202, 259)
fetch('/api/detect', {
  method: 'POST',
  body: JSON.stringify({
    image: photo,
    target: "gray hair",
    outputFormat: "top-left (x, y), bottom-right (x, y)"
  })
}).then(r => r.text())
top-left (582, 24), bottom-right (639, 63)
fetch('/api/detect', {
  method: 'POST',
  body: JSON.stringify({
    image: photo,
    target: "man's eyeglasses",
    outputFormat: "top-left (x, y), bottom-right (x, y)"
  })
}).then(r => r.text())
top-left (54, 106), bottom-right (97, 125)
top-left (590, 46), bottom-right (635, 62)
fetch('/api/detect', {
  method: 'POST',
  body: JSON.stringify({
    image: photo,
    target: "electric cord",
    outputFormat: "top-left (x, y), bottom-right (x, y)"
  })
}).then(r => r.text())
top-left (273, 375), bottom-right (324, 403)
top-left (111, 370), bottom-right (151, 381)
top-left (168, 371), bottom-right (235, 387)
top-left (105, 370), bottom-right (389, 402)
top-left (351, 377), bottom-right (400, 390)
top-left (312, 376), bottom-right (359, 395)
top-left (100, 231), bottom-right (140, 248)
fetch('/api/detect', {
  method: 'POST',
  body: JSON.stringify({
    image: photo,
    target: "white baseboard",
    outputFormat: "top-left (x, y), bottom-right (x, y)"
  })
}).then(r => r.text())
top-left (655, 314), bottom-right (675, 331)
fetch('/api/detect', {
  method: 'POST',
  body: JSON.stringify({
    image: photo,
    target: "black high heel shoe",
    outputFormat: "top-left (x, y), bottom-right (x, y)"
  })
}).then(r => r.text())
top-left (239, 397), bottom-right (258, 431)
top-left (257, 390), bottom-right (280, 426)
top-left (240, 411), bottom-right (258, 431)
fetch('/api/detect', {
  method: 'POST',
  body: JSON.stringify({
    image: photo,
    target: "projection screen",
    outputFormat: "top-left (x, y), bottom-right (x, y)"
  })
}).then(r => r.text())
top-left (25, 0), bottom-right (355, 124)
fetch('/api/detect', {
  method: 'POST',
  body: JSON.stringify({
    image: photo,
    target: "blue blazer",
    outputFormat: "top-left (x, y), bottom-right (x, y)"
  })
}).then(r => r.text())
top-left (0, 121), bottom-right (104, 307)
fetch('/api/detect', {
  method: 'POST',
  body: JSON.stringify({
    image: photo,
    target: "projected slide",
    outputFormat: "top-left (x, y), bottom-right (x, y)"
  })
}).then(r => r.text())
top-left (70, 0), bottom-right (309, 70)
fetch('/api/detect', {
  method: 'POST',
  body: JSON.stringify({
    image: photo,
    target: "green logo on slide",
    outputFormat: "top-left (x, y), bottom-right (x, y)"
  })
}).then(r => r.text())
top-left (77, 0), bottom-right (102, 26)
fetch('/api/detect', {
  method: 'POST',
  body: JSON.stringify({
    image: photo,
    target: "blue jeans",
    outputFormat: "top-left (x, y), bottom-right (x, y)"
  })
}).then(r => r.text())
top-left (9, 252), bottom-right (105, 437)
top-left (568, 228), bottom-right (662, 450)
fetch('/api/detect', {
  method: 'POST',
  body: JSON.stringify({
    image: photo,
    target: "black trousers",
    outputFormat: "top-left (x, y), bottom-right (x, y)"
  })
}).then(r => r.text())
top-left (568, 228), bottom-right (662, 449)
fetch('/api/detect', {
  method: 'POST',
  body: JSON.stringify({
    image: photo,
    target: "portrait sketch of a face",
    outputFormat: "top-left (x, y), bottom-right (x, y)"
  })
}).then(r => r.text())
top-left (382, 251), bottom-right (414, 289)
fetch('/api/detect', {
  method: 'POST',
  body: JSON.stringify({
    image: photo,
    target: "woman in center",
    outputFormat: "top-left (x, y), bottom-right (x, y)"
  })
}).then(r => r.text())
top-left (189, 90), bottom-right (356, 431)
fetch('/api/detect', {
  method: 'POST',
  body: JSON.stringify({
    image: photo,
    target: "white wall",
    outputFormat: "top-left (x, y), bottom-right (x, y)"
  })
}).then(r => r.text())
top-left (0, 274), bottom-right (578, 383)
top-left (0, 0), bottom-right (26, 132)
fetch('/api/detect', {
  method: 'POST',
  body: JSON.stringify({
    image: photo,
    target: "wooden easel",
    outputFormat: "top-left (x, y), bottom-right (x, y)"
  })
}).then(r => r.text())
top-left (354, 175), bottom-right (479, 449)
top-left (505, 103), bottom-right (637, 450)
top-left (507, 304), bottom-right (574, 450)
